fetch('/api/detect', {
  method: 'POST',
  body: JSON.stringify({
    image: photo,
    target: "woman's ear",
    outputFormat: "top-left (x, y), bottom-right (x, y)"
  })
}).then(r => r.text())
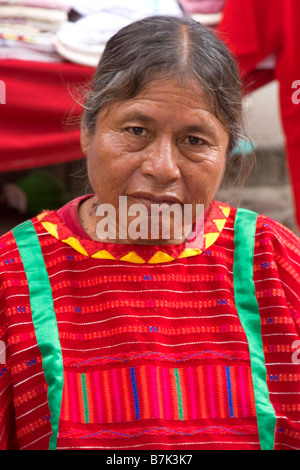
top-left (80, 125), bottom-right (91, 156)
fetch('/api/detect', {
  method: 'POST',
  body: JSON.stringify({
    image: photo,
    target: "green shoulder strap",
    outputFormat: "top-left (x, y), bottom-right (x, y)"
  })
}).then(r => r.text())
top-left (12, 220), bottom-right (63, 450)
top-left (233, 208), bottom-right (276, 450)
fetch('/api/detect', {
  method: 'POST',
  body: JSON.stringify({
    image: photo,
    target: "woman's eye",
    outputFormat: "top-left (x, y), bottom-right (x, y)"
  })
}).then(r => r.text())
top-left (185, 136), bottom-right (205, 146)
top-left (128, 127), bottom-right (145, 136)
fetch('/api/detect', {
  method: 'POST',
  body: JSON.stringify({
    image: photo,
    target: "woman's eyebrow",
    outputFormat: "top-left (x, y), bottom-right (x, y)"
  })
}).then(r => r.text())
top-left (120, 112), bottom-right (155, 124)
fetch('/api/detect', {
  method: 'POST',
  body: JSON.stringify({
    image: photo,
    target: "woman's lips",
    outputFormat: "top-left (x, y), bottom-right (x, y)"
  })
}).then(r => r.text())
top-left (129, 192), bottom-right (183, 208)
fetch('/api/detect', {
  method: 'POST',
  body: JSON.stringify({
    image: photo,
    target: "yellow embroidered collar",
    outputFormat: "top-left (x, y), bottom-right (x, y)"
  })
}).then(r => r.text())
top-left (36, 200), bottom-right (230, 264)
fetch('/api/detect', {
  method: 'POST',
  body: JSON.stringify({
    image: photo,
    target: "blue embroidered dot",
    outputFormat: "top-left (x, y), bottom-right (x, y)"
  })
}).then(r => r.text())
top-left (149, 326), bottom-right (158, 332)
top-left (27, 359), bottom-right (36, 367)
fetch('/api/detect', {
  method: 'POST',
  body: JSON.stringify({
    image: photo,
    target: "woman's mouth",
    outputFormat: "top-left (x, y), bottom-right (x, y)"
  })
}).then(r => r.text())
top-left (129, 192), bottom-right (183, 209)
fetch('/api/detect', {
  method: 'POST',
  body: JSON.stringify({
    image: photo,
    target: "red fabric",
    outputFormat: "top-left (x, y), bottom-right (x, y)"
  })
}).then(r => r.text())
top-left (242, 69), bottom-right (275, 94)
top-left (0, 59), bottom-right (95, 172)
top-left (218, 0), bottom-right (300, 228)
top-left (1, 204), bottom-right (300, 450)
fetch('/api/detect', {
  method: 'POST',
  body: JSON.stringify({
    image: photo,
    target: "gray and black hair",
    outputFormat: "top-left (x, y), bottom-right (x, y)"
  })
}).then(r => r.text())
top-left (82, 15), bottom-right (248, 162)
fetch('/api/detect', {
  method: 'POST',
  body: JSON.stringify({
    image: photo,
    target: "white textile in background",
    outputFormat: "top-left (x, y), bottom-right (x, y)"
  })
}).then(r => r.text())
top-left (191, 12), bottom-right (222, 25)
top-left (0, 0), bottom-right (71, 11)
top-left (0, 27), bottom-right (55, 52)
top-left (56, 13), bottom-right (135, 55)
top-left (0, 5), bottom-right (67, 24)
top-left (0, 40), bottom-right (62, 60)
top-left (55, 0), bottom-right (183, 65)
top-left (69, 0), bottom-right (182, 17)
top-left (53, 35), bottom-right (101, 66)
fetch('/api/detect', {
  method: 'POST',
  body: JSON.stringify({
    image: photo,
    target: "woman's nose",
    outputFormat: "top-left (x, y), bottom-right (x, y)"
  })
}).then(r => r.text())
top-left (140, 138), bottom-right (180, 184)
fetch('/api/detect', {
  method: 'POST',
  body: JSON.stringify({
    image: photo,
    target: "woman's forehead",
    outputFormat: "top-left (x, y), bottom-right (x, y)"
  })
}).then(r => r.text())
top-left (100, 77), bottom-right (216, 121)
top-left (135, 77), bottom-right (210, 103)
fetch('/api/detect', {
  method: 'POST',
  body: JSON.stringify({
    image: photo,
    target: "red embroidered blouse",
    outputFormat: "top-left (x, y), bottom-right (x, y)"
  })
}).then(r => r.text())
top-left (0, 198), bottom-right (300, 450)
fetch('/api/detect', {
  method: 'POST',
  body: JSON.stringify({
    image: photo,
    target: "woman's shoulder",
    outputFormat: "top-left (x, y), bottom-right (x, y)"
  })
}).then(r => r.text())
top-left (224, 205), bottom-right (300, 304)
top-left (254, 214), bottom-right (300, 285)
top-left (231, 208), bottom-right (300, 279)
top-left (254, 211), bottom-right (300, 251)
top-left (222, 201), bottom-right (300, 247)
top-left (218, 201), bottom-right (300, 265)
top-left (0, 224), bottom-right (21, 259)
top-left (0, 194), bottom-right (93, 252)
top-left (215, 200), bottom-right (299, 241)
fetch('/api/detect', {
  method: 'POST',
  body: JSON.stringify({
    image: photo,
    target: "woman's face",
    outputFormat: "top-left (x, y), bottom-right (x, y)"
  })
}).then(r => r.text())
top-left (81, 77), bottom-right (229, 243)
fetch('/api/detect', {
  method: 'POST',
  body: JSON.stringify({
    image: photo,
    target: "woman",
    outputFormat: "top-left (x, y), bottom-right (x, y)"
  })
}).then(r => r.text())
top-left (0, 16), bottom-right (299, 451)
